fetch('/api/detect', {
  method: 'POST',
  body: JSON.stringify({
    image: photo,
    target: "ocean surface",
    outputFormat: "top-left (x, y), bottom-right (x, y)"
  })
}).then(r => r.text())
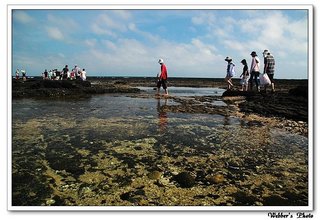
top-left (11, 87), bottom-right (309, 207)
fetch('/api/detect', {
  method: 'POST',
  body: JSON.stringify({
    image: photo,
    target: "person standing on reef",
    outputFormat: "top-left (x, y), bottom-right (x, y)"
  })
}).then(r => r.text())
top-left (48, 69), bottom-right (53, 80)
top-left (43, 69), bottom-right (48, 80)
top-left (156, 58), bottom-right (169, 96)
top-left (62, 65), bottom-right (69, 80)
top-left (224, 56), bottom-right (235, 90)
top-left (73, 65), bottom-right (81, 79)
top-left (263, 49), bottom-right (276, 93)
top-left (249, 51), bottom-right (260, 91)
top-left (15, 69), bottom-right (19, 80)
top-left (21, 69), bottom-right (26, 82)
top-left (81, 68), bottom-right (87, 81)
top-left (240, 59), bottom-right (250, 91)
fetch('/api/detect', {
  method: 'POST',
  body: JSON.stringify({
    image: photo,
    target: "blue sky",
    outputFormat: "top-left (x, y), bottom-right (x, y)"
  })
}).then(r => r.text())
top-left (12, 9), bottom-right (309, 78)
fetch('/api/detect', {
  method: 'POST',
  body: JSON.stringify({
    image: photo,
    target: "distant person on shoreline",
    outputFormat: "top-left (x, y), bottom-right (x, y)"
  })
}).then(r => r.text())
top-left (15, 69), bottom-right (19, 80)
top-left (62, 65), bottom-right (69, 80)
top-left (21, 69), bottom-right (26, 82)
top-left (249, 51), bottom-right (260, 91)
top-left (73, 65), bottom-right (81, 79)
top-left (240, 59), bottom-right (249, 91)
top-left (156, 58), bottom-right (169, 96)
top-left (263, 49), bottom-right (276, 93)
top-left (54, 69), bottom-right (60, 80)
top-left (48, 69), bottom-right (53, 80)
top-left (70, 69), bottom-right (75, 80)
top-left (43, 69), bottom-right (48, 80)
top-left (81, 68), bottom-right (87, 81)
top-left (224, 56), bottom-right (235, 90)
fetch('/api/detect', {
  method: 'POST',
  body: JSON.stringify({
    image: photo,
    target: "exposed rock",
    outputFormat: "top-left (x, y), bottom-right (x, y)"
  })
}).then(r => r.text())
top-left (289, 86), bottom-right (308, 98)
top-left (45, 198), bottom-right (55, 206)
top-left (12, 78), bottom-right (140, 98)
top-left (206, 174), bottom-right (225, 184)
top-left (147, 171), bottom-right (162, 180)
top-left (221, 84), bottom-right (308, 122)
top-left (174, 171), bottom-right (196, 188)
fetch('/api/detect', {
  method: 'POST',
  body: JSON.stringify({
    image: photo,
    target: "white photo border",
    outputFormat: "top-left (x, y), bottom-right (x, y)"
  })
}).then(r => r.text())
top-left (7, 4), bottom-right (314, 212)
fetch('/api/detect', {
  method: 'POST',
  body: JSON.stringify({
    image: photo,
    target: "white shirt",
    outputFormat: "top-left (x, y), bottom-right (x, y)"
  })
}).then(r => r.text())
top-left (81, 71), bottom-right (86, 80)
top-left (250, 57), bottom-right (260, 72)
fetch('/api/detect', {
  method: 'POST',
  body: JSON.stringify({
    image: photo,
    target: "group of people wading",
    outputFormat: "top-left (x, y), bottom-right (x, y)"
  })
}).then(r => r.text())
top-left (224, 49), bottom-right (276, 93)
top-left (156, 50), bottom-right (275, 96)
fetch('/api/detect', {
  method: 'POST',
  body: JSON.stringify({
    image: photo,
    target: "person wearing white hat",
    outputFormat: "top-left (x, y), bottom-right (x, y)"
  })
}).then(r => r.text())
top-left (224, 56), bottom-right (235, 90)
top-left (156, 58), bottom-right (169, 95)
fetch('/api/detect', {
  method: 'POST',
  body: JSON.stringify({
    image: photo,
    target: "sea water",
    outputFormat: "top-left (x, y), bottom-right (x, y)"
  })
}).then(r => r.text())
top-left (11, 87), bottom-right (309, 207)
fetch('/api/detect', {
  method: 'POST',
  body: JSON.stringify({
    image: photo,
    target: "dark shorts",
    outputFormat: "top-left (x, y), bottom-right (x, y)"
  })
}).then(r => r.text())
top-left (157, 79), bottom-right (167, 89)
top-left (267, 73), bottom-right (275, 83)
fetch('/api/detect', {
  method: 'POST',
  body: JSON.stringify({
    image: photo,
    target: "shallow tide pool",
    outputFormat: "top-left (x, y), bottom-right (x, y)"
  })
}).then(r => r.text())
top-left (11, 88), bottom-right (309, 207)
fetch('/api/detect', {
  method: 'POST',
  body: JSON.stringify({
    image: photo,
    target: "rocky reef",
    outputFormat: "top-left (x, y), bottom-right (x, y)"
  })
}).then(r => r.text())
top-left (11, 77), bottom-right (310, 207)
top-left (222, 86), bottom-right (308, 122)
top-left (12, 78), bottom-right (140, 98)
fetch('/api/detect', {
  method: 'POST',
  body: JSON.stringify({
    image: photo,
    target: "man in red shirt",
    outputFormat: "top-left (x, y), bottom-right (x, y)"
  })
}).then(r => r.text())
top-left (157, 58), bottom-right (169, 95)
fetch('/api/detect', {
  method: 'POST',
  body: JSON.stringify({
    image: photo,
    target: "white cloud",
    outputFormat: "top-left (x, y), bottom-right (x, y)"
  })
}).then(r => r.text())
top-left (91, 23), bottom-right (117, 37)
top-left (78, 37), bottom-right (225, 77)
top-left (91, 12), bottom-right (132, 37)
top-left (191, 12), bottom-right (216, 26)
top-left (84, 39), bottom-right (97, 47)
top-left (213, 11), bottom-right (308, 62)
top-left (13, 11), bottom-right (33, 24)
top-left (213, 28), bottom-right (229, 38)
top-left (128, 23), bottom-right (137, 31)
top-left (285, 19), bottom-right (308, 40)
top-left (47, 14), bottom-right (78, 30)
top-left (223, 40), bottom-right (247, 53)
top-left (101, 40), bottom-right (117, 51)
top-left (46, 27), bottom-right (64, 40)
top-left (128, 22), bottom-right (160, 43)
top-left (112, 10), bottom-right (132, 20)
top-left (191, 16), bottom-right (205, 25)
top-left (98, 14), bottom-right (127, 32)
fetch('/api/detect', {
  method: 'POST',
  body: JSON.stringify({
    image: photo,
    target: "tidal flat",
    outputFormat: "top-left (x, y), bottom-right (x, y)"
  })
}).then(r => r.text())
top-left (11, 79), bottom-right (309, 207)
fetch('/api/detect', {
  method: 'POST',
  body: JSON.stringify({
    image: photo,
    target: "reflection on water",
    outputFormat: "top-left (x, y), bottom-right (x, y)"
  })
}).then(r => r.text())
top-left (157, 98), bottom-right (168, 133)
top-left (11, 88), bottom-right (309, 207)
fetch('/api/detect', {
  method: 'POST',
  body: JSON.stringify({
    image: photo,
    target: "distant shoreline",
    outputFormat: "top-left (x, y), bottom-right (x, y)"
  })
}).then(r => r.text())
top-left (11, 77), bottom-right (308, 92)
top-left (12, 76), bottom-right (308, 81)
